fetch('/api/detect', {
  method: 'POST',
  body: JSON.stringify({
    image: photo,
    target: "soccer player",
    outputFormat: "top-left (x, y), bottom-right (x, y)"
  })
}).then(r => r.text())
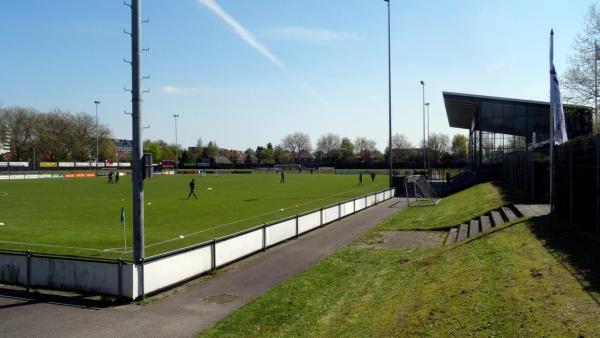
top-left (115, 171), bottom-right (120, 183)
top-left (371, 172), bottom-right (376, 182)
top-left (108, 171), bottom-right (113, 184)
top-left (358, 172), bottom-right (363, 186)
top-left (187, 178), bottom-right (198, 199)
top-left (280, 170), bottom-right (285, 184)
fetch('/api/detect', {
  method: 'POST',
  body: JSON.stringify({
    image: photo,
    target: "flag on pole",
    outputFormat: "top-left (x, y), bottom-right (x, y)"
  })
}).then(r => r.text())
top-left (550, 30), bottom-right (568, 145)
top-left (120, 207), bottom-right (125, 225)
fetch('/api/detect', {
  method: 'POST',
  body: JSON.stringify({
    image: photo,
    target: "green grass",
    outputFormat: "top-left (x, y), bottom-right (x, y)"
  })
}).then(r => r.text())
top-left (0, 173), bottom-right (384, 259)
top-left (377, 182), bottom-right (508, 231)
top-left (201, 219), bottom-right (600, 337)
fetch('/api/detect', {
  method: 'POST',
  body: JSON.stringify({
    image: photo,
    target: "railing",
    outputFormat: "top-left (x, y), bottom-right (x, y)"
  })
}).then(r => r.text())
top-left (0, 188), bottom-right (395, 299)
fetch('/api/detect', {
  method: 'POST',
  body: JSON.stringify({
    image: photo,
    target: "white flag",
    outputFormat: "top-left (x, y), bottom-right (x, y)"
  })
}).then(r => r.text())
top-left (550, 30), bottom-right (568, 145)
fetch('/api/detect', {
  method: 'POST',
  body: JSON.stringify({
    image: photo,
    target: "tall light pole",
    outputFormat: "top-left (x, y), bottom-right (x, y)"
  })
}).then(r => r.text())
top-left (420, 81), bottom-right (426, 170)
top-left (128, 0), bottom-right (145, 267)
top-left (385, 0), bottom-right (392, 188)
top-left (425, 102), bottom-right (430, 172)
top-left (173, 114), bottom-right (179, 173)
top-left (94, 100), bottom-right (100, 164)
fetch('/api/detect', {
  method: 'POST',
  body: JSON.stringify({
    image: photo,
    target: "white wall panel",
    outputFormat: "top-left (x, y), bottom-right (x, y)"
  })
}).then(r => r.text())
top-left (215, 229), bottom-right (263, 267)
top-left (266, 219), bottom-right (296, 246)
top-left (298, 211), bottom-right (321, 234)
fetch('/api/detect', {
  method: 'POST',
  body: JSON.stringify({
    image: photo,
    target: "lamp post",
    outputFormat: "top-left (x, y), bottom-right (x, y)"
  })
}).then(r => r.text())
top-left (173, 114), bottom-right (179, 173)
top-left (94, 100), bottom-right (100, 164)
top-left (420, 81), bottom-right (426, 170)
top-left (385, 0), bottom-right (393, 188)
top-left (425, 102), bottom-right (430, 173)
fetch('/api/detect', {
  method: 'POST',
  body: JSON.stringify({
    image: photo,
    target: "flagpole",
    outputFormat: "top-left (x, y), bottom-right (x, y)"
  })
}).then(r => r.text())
top-left (595, 40), bottom-right (598, 131)
top-left (550, 30), bottom-right (555, 212)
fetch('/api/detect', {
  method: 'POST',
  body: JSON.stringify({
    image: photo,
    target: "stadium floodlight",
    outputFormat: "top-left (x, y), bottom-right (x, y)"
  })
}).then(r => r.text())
top-left (173, 114), bottom-right (179, 173)
top-left (420, 81), bottom-right (426, 169)
top-left (385, 0), bottom-right (393, 188)
top-left (425, 102), bottom-right (430, 172)
top-left (94, 100), bottom-right (100, 163)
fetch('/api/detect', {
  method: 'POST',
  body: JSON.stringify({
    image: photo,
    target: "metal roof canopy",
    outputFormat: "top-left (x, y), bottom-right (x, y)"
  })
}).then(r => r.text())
top-left (443, 91), bottom-right (589, 131)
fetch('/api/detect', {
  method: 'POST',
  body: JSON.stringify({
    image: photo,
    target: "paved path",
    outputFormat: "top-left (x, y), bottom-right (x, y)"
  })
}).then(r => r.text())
top-left (0, 198), bottom-right (406, 338)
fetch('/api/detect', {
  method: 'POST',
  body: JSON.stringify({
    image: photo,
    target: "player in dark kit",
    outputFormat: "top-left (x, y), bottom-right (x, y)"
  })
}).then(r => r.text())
top-left (280, 170), bottom-right (285, 184)
top-left (358, 172), bottom-right (363, 186)
top-left (115, 171), bottom-right (120, 183)
top-left (187, 178), bottom-right (198, 199)
top-left (371, 172), bottom-right (376, 182)
top-left (108, 171), bottom-right (113, 184)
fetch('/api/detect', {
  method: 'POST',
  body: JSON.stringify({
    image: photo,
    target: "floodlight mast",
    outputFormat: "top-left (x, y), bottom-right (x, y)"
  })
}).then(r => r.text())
top-left (130, 0), bottom-right (145, 265)
top-left (385, 0), bottom-right (392, 188)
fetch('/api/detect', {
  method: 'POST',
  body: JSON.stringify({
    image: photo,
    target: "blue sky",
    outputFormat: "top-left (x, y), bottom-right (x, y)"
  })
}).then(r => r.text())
top-left (0, 0), bottom-right (592, 150)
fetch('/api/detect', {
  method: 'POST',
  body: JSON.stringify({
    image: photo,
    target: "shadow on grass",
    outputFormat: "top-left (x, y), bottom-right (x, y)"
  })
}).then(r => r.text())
top-left (528, 214), bottom-right (600, 306)
top-left (0, 286), bottom-right (125, 310)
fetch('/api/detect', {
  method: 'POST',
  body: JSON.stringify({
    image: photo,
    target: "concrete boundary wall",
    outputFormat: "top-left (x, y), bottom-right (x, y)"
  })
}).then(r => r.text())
top-left (0, 188), bottom-right (395, 300)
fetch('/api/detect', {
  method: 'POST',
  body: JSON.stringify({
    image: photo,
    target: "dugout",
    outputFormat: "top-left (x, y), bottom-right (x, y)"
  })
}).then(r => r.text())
top-left (444, 92), bottom-right (593, 181)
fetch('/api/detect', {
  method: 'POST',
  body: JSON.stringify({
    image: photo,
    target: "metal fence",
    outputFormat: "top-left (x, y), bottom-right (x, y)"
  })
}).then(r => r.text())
top-left (554, 135), bottom-right (600, 235)
top-left (0, 188), bottom-right (395, 299)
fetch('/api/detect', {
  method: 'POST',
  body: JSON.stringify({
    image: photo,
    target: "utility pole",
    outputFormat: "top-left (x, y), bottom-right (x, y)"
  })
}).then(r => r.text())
top-left (173, 114), bottom-right (179, 173)
top-left (385, 0), bottom-right (393, 188)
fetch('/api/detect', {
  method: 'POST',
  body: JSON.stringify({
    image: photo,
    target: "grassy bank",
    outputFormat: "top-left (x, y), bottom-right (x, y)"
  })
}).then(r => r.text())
top-left (378, 182), bottom-right (509, 231)
top-left (201, 183), bottom-right (600, 337)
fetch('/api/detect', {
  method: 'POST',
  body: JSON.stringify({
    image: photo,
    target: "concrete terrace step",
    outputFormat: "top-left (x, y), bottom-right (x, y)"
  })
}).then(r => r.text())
top-left (480, 215), bottom-right (492, 232)
top-left (490, 210), bottom-right (505, 227)
top-left (500, 206), bottom-right (518, 222)
top-left (469, 220), bottom-right (480, 237)
top-left (445, 228), bottom-right (458, 245)
top-left (457, 224), bottom-right (469, 241)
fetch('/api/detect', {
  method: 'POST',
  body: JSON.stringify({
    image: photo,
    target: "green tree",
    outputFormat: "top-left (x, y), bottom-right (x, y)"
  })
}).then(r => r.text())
top-left (273, 145), bottom-right (290, 164)
top-left (451, 134), bottom-right (468, 162)
top-left (340, 137), bottom-right (355, 161)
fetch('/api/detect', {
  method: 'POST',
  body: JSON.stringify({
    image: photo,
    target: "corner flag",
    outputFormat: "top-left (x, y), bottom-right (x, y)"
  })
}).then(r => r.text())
top-left (120, 207), bottom-right (125, 225)
top-left (550, 30), bottom-right (568, 145)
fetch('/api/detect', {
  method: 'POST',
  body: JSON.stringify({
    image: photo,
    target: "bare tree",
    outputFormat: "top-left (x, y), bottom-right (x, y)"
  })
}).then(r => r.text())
top-left (427, 132), bottom-right (450, 163)
top-left (0, 107), bottom-right (38, 161)
top-left (316, 133), bottom-right (341, 158)
top-left (563, 4), bottom-right (600, 106)
top-left (282, 132), bottom-right (312, 160)
top-left (392, 133), bottom-right (412, 150)
top-left (354, 137), bottom-right (377, 160)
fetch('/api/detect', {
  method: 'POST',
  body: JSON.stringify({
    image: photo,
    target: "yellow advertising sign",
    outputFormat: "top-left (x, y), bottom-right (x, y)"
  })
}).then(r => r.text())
top-left (39, 162), bottom-right (58, 168)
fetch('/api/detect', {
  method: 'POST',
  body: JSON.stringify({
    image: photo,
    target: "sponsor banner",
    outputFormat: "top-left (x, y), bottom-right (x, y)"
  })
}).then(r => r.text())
top-left (0, 162), bottom-right (8, 167)
top-left (40, 162), bottom-right (58, 168)
top-left (75, 162), bottom-right (91, 167)
top-left (52, 174), bottom-right (64, 178)
top-left (59, 162), bottom-right (75, 168)
top-left (38, 174), bottom-right (52, 179)
top-left (64, 173), bottom-right (96, 178)
top-left (0, 175), bottom-right (9, 180)
top-left (93, 162), bottom-right (105, 168)
top-left (24, 175), bottom-right (39, 179)
top-left (105, 162), bottom-right (117, 167)
top-left (118, 162), bottom-right (131, 167)
top-left (9, 175), bottom-right (25, 180)
top-left (9, 162), bottom-right (29, 167)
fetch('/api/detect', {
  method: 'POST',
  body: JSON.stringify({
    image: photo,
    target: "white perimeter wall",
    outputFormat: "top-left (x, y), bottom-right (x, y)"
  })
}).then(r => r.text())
top-left (0, 188), bottom-right (395, 299)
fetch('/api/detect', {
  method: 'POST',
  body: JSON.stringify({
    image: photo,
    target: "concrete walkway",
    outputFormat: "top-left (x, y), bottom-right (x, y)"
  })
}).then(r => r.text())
top-left (0, 198), bottom-right (406, 338)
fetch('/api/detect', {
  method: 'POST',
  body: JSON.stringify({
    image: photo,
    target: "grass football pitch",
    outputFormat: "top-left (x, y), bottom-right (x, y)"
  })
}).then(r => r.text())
top-left (0, 173), bottom-right (386, 259)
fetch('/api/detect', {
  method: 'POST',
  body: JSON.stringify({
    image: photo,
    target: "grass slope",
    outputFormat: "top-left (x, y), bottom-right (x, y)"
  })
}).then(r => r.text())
top-left (0, 174), bottom-right (384, 259)
top-left (377, 182), bottom-right (507, 231)
top-left (201, 219), bottom-right (600, 337)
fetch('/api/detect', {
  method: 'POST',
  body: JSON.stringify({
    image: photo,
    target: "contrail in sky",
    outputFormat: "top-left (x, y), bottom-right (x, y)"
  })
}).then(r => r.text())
top-left (195, 0), bottom-right (326, 103)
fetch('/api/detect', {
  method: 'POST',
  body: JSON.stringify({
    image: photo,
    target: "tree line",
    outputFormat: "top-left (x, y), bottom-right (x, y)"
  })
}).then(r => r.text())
top-left (143, 132), bottom-right (468, 166)
top-left (0, 106), bottom-right (116, 162)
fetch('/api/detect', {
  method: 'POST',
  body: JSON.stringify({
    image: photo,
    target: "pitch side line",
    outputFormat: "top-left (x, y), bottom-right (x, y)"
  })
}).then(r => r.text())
top-left (138, 184), bottom-right (385, 251)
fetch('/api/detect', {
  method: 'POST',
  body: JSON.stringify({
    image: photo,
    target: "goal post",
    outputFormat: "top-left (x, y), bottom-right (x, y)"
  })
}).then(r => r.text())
top-left (404, 175), bottom-right (441, 207)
